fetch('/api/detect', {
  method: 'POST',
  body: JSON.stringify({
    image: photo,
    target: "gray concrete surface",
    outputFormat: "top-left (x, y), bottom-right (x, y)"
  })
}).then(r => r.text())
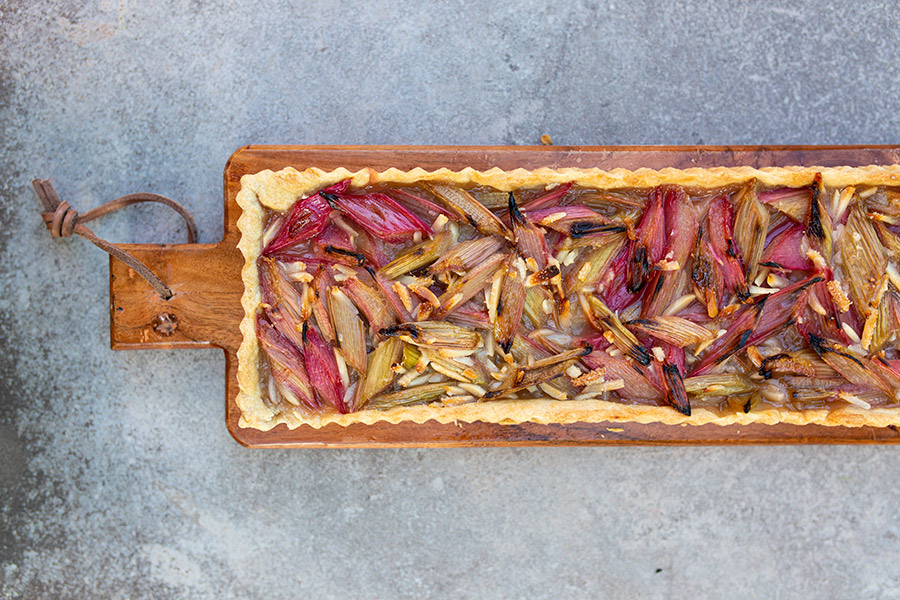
top-left (2, 0), bottom-right (900, 598)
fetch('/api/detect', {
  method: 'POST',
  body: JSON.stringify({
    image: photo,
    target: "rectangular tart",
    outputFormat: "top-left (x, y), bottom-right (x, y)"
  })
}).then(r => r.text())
top-left (235, 164), bottom-right (900, 431)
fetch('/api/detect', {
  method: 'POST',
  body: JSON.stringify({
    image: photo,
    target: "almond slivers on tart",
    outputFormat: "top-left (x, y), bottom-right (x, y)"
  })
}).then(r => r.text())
top-left (235, 165), bottom-right (900, 430)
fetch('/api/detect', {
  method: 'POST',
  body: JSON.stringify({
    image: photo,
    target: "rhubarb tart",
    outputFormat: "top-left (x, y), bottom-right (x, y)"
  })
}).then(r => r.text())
top-left (235, 165), bottom-right (900, 430)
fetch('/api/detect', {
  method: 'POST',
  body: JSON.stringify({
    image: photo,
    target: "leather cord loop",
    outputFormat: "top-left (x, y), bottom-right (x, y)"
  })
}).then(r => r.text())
top-left (32, 179), bottom-right (198, 300)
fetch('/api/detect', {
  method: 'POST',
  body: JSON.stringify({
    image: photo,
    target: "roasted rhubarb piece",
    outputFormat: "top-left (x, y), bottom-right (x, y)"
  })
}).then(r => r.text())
top-left (302, 323), bottom-right (347, 413)
top-left (626, 186), bottom-right (666, 294)
top-left (427, 184), bottom-right (513, 241)
top-left (508, 192), bottom-right (550, 269)
top-left (707, 195), bottom-right (750, 301)
top-left (641, 185), bottom-right (698, 317)
top-left (732, 182), bottom-right (770, 286)
top-left (256, 315), bottom-right (318, 410)
top-left (492, 257), bottom-right (527, 353)
top-left (321, 187), bottom-right (432, 242)
top-left (262, 188), bottom-right (334, 255)
top-left (238, 166), bottom-right (900, 430)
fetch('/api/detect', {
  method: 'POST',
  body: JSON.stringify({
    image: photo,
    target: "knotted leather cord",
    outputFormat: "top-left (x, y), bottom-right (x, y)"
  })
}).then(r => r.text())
top-left (32, 179), bottom-right (198, 300)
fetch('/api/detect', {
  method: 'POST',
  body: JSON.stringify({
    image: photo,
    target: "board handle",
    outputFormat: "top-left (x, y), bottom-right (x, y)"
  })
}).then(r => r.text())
top-left (109, 240), bottom-right (243, 351)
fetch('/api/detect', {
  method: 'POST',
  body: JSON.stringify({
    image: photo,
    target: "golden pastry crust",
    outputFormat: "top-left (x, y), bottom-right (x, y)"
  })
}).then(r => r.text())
top-left (236, 164), bottom-right (900, 431)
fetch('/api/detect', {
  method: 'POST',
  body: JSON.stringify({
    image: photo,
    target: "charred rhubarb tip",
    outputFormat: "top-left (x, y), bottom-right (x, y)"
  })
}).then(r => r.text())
top-left (759, 261), bottom-right (784, 269)
top-left (663, 363), bottom-right (691, 416)
top-left (758, 353), bottom-right (791, 379)
top-left (808, 333), bottom-right (863, 365)
top-left (805, 174), bottom-right (827, 241)
top-left (508, 191), bottom-right (526, 224)
top-left (806, 193), bottom-right (825, 241)
top-left (743, 393), bottom-right (760, 413)
top-left (528, 264), bottom-right (560, 286)
top-left (627, 246), bottom-right (650, 294)
top-left (380, 324), bottom-right (418, 339)
top-left (325, 245), bottom-right (366, 266)
top-left (634, 347), bottom-right (652, 366)
top-left (569, 222), bottom-right (627, 238)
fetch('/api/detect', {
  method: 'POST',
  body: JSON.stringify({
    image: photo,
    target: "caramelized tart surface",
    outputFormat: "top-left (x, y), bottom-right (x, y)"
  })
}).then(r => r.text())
top-left (236, 165), bottom-right (900, 430)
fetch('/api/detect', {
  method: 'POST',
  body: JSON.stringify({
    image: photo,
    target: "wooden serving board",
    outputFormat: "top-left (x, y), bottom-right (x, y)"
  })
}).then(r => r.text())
top-left (109, 145), bottom-right (900, 447)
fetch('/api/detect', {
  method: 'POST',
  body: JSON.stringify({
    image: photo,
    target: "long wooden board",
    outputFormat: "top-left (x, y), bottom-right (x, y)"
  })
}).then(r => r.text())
top-left (109, 145), bottom-right (900, 447)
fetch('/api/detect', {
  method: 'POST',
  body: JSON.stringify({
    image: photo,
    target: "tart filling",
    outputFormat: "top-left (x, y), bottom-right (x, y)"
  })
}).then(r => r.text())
top-left (236, 165), bottom-right (900, 430)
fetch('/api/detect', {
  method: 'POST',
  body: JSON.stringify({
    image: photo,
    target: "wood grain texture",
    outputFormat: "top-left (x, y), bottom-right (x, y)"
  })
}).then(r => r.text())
top-left (109, 145), bottom-right (900, 447)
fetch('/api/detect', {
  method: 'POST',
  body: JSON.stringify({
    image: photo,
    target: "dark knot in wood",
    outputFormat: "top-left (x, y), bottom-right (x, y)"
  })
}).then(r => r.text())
top-left (153, 312), bottom-right (179, 336)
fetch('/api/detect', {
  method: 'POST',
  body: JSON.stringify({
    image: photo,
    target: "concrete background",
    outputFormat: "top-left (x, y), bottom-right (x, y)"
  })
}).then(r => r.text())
top-left (2, 1), bottom-right (900, 598)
